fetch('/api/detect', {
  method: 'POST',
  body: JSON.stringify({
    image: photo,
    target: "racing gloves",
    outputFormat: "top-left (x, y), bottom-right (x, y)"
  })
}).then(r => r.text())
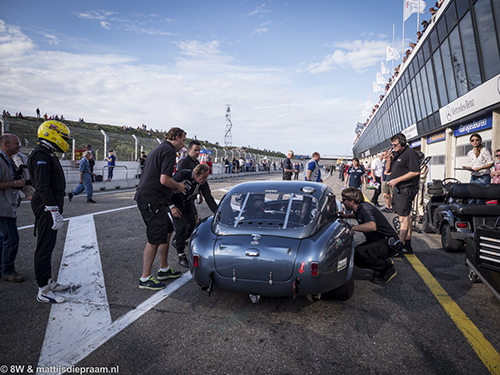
top-left (45, 206), bottom-right (64, 230)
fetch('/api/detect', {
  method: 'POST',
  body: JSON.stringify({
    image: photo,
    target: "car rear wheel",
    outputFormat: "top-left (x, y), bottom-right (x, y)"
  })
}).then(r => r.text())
top-left (323, 276), bottom-right (354, 301)
top-left (441, 224), bottom-right (463, 252)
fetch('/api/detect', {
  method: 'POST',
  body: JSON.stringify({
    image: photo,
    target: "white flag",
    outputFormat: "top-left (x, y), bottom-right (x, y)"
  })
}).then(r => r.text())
top-left (386, 45), bottom-right (400, 61)
top-left (362, 110), bottom-right (371, 118)
top-left (373, 81), bottom-right (382, 93)
top-left (376, 72), bottom-right (387, 85)
top-left (381, 61), bottom-right (390, 75)
top-left (404, 0), bottom-right (427, 22)
top-left (365, 99), bottom-right (372, 109)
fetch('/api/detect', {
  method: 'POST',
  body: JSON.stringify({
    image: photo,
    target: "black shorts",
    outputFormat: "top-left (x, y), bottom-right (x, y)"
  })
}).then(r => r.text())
top-left (392, 186), bottom-right (418, 216)
top-left (138, 203), bottom-right (174, 245)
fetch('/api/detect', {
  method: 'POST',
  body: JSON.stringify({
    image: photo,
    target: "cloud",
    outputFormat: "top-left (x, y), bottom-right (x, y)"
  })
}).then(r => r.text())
top-left (245, 4), bottom-right (271, 17)
top-left (76, 10), bottom-right (115, 21)
top-left (307, 39), bottom-right (388, 73)
top-left (100, 21), bottom-right (112, 30)
top-left (0, 20), bottom-right (358, 156)
top-left (44, 33), bottom-right (61, 45)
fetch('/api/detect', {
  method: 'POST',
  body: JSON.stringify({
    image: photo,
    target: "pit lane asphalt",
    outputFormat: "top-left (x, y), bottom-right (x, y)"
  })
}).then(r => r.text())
top-left (1, 172), bottom-right (500, 375)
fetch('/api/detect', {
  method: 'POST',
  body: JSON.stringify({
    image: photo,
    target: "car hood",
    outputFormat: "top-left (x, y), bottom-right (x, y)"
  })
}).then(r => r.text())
top-left (214, 234), bottom-right (300, 282)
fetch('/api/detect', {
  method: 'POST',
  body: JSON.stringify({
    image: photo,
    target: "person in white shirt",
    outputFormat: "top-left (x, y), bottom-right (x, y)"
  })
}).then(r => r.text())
top-left (370, 152), bottom-right (385, 207)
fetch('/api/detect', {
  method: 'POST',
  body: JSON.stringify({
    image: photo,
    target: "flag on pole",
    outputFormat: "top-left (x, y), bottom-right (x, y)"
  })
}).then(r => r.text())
top-left (373, 81), bottom-right (382, 93)
top-left (386, 45), bottom-right (400, 61)
top-left (365, 99), bottom-right (372, 109)
top-left (362, 109), bottom-right (371, 118)
top-left (381, 61), bottom-right (390, 75)
top-left (376, 72), bottom-right (387, 85)
top-left (403, 0), bottom-right (427, 22)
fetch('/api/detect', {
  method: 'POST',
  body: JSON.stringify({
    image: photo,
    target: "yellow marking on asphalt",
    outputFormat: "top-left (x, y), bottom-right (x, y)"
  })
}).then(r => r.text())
top-left (406, 254), bottom-right (500, 374)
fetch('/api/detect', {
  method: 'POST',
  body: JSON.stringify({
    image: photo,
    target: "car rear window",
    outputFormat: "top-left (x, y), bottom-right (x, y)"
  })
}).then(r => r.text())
top-left (216, 191), bottom-right (319, 229)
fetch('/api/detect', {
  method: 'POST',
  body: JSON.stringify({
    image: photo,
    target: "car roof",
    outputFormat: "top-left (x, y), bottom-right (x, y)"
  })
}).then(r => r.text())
top-left (227, 181), bottom-right (328, 197)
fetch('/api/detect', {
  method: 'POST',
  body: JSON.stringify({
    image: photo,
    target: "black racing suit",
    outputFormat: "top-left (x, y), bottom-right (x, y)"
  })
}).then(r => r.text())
top-left (171, 169), bottom-right (218, 255)
top-left (27, 144), bottom-right (66, 288)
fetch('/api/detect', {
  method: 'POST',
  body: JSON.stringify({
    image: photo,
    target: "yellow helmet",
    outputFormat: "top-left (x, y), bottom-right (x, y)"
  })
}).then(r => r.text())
top-left (37, 120), bottom-right (71, 153)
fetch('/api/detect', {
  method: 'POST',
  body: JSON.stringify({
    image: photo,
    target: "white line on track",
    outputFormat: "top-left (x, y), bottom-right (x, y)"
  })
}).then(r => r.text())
top-left (35, 175), bottom-right (332, 372)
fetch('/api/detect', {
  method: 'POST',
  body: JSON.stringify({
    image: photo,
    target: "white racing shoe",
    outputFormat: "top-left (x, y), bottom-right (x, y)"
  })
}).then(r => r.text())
top-left (37, 285), bottom-right (65, 304)
top-left (48, 278), bottom-right (70, 292)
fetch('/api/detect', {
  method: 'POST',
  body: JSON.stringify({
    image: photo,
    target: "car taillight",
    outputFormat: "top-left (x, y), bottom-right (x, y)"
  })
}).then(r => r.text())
top-left (192, 254), bottom-right (200, 268)
top-left (456, 222), bottom-right (469, 229)
top-left (311, 261), bottom-right (319, 276)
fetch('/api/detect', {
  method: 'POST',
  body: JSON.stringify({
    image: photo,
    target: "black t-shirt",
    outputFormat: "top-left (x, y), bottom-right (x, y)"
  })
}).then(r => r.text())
top-left (134, 141), bottom-right (176, 205)
top-left (283, 158), bottom-right (293, 177)
top-left (177, 155), bottom-right (199, 171)
top-left (389, 145), bottom-right (419, 189)
top-left (355, 202), bottom-right (398, 243)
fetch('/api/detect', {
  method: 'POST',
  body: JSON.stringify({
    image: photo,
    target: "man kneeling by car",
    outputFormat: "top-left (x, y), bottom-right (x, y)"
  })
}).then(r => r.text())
top-left (339, 187), bottom-right (400, 284)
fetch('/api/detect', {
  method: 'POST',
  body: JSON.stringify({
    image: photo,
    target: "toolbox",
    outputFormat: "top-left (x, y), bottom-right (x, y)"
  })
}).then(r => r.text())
top-left (465, 219), bottom-right (500, 300)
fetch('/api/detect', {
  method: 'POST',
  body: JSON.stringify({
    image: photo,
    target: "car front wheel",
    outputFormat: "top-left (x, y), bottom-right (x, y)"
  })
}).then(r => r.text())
top-left (441, 224), bottom-right (463, 252)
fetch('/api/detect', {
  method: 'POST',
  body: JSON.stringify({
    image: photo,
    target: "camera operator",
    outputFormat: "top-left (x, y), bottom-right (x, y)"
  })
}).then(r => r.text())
top-left (0, 134), bottom-right (27, 283)
top-left (384, 133), bottom-right (420, 255)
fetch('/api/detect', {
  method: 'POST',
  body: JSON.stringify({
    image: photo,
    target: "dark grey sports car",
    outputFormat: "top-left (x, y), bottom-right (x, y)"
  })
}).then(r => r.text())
top-left (188, 181), bottom-right (355, 302)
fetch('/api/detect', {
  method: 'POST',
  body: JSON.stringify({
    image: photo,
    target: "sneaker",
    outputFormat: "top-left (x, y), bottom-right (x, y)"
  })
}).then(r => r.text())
top-left (48, 278), bottom-right (70, 292)
top-left (372, 266), bottom-right (397, 284)
top-left (178, 254), bottom-right (189, 268)
top-left (37, 287), bottom-right (65, 303)
top-left (68, 192), bottom-right (73, 202)
top-left (403, 246), bottom-right (414, 254)
top-left (157, 267), bottom-right (182, 280)
top-left (139, 276), bottom-right (166, 290)
top-left (2, 271), bottom-right (24, 283)
top-left (87, 199), bottom-right (96, 203)
top-left (393, 247), bottom-right (414, 257)
top-left (373, 259), bottom-right (394, 278)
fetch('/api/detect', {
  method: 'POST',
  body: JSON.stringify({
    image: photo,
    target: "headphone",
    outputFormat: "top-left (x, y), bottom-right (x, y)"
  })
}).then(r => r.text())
top-left (394, 133), bottom-right (407, 147)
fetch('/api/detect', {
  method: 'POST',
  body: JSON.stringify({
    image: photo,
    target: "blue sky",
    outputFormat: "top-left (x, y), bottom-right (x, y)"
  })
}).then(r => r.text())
top-left (0, 1), bottom-right (426, 156)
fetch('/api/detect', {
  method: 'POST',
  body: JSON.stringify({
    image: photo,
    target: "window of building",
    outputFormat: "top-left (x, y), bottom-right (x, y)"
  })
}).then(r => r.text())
top-left (424, 60), bottom-right (440, 112)
top-left (456, 140), bottom-right (492, 156)
top-left (432, 155), bottom-right (446, 165)
top-left (446, 1), bottom-right (458, 31)
top-left (459, 12), bottom-right (482, 90)
top-left (474, 0), bottom-right (500, 80)
top-left (448, 26), bottom-right (468, 96)
top-left (437, 17), bottom-right (448, 44)
top-left (455, 0), bottom-right (470, 20)
top-left (433, 48), bottom-right (449, 106)
top-left (493, 0), bottom-right (500, 48)
top-left (430, 29), bottom-right (439, 53)
top-left (440, 40), bottom-right (458, 102)
top-left (411, 76), bottom-right (423, 122)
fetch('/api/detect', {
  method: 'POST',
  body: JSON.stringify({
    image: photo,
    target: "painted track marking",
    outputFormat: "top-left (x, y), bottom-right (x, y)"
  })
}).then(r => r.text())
top-left (406, 254), bottom-right (500, 374)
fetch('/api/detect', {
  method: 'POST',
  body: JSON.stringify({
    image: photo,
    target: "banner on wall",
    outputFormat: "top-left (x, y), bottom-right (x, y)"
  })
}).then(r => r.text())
top-left (427, 130), bottom-right (446, 144)
top-left (453, 115), bottom-right (492, 137)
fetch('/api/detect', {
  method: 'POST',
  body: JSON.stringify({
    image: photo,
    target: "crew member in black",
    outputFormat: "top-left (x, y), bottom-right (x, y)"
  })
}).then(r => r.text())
top-left (171, 164), bottom-right (218, 267)
top-left (385, 133), bottom-right (420, 254)
top-left (339, 187), bottom-right (400, 284)
top-left (177, 139), bottom-right (200, 170)
top-left (282, 150), bottom-right (298, 180)
top-left (28, 121), bottom-right (71, 303)
top-left (135, 127), bottom-right (187, 290)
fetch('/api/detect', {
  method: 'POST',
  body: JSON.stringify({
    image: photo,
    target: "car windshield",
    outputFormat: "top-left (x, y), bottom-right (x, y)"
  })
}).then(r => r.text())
top-left (216, 191), bottom-right (319, 229)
